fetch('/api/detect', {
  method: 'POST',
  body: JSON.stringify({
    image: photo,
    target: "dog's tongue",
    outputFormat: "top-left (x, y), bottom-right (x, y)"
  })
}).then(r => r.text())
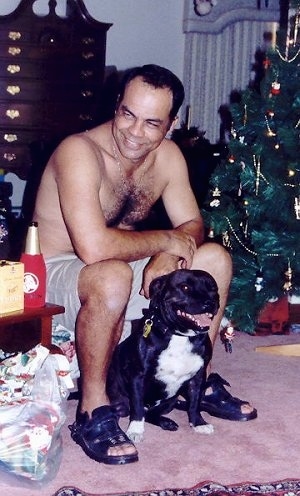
top-left (194, 313), bottom-right (212, 327)
top-left (177, 309), bottom-right (212, 328)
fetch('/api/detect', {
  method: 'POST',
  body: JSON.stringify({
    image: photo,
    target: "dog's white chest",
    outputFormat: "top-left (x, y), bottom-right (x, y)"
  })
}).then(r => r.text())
top-left (155, 335), bottom-right (204, 398)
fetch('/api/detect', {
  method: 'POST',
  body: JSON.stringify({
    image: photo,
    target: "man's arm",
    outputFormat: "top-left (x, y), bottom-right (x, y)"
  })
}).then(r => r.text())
top-left (140, 141), bottom-right (205, 295)
top-left (161, 144), bottom-right (205, 247)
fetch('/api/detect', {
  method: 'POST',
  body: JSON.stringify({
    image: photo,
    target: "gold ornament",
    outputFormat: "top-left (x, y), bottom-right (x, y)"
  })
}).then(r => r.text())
top-left (295, 196), bottom-right (300, 220)
top-left (283, 260), bottom-right (293, 292)
top-left (209, 186), bottom-right (221, 207)
top-left (222, 231), bottom-right (231, 248)
top-left (264, 114), bottom-right (276, 137)
top-left (243, 104), bottom-right (247, 126)
top-left (208, 227), bottom-right (215, 238)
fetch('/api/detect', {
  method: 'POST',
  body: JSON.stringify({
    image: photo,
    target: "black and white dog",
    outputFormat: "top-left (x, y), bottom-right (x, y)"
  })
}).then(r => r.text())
top-left (106, 268), bottom-right (220, 442)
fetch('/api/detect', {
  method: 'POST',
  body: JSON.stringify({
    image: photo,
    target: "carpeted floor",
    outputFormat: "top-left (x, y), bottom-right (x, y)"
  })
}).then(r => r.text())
top-left (53, 480), bottom-right (300, 496)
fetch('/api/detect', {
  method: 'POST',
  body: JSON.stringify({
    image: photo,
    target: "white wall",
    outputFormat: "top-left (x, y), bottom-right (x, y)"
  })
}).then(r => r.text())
top-left (0, 0), bottom-right (185, 208)
top-left (0, 0), bottom-right (185, 78)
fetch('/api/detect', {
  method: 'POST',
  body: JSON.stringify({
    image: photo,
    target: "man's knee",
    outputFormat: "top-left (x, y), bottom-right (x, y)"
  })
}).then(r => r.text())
top-left (78, 260), bottom-right (133, 307)
top-left (193, 242), bottom-right (232, 276)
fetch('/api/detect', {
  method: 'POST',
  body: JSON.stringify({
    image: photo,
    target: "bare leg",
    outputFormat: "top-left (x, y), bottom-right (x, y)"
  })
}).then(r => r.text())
top-left (191, 242), bottom-right (232, 346)
top-left (75, 259), bottom-right (137, 458)
top-left (191, 242), bottom-right (255, 416)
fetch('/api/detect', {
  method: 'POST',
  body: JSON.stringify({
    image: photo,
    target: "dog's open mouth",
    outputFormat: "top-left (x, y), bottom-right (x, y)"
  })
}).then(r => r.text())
top-left (176, 309), bottom-right (213, 329)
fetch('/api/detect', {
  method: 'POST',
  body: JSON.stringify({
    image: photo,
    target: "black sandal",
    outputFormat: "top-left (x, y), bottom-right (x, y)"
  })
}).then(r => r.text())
top-left (200, 373), bottom-right (257, 421)
top-left (69, 405), bottom-right (138, 465)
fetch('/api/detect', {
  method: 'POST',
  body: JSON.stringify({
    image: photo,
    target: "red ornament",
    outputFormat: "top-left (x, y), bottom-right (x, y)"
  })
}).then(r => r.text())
top-left (263, 58), bottom-right (271, 69)
top-left (271, 82), bottom-right (281, 95)
top-left (228, 155), bottom-right (235, 163)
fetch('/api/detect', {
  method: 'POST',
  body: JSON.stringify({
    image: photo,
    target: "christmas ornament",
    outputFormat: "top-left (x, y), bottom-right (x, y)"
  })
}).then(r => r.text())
top-left (243, 104), bottom-right (248, 126)
top-left (209, 186), bottom-right (221, 207)
top-left (222, 231), bottom-right (231, 249)
top-left (283, 260), bottom-right (293, 292)
top-left (207, 227), bottom-right (215, 238)
top-left (255, 269), bottom-right (264, 292)
top-left (220, 326), bottom-right (235, 353)
top-left (240, 207), bottom-right (249, 240)
top-left (295, 196), bottom-right (300, 220)
top-left (271, 81), bottom-right (281, 95)
top-left (264, 114), bottom-right (276, 137)
top-left (263, 58), bottom-right (271, 69)
top-left (253, 154), bottom-right (261, 195)
top-left (293, 9), bottom-right (299, 46)
top-left (231, 126), bottom-right (237, 139)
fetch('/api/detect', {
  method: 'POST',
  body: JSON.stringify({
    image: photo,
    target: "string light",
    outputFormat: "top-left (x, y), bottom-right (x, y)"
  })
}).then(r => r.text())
top-left (253, 155), bottom-right (269, 189)
top-left (225, 216), bottom-right (280, 257)
top-left (264, 114), bottom-right (276, 137)
top-left (275, 46), bottom-right (300, 63)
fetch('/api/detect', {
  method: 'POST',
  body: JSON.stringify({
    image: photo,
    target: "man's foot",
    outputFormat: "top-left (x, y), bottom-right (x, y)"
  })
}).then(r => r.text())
top-left (69, 405), bottom-right (138, 464)
top-left (200, 373), bottom-right (257, 421)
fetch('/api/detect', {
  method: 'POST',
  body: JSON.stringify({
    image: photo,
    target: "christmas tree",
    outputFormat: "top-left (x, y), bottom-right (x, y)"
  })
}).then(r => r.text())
top-left (202, 1), bottom-right (300, 334)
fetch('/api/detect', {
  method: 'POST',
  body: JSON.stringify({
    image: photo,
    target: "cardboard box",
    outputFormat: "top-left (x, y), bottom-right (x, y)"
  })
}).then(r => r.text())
top-left (0, 261), bottom-right (24, 313)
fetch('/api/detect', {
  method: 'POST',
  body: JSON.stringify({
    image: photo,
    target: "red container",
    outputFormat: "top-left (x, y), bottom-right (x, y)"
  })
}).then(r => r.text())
top-left (20, 222), bottom-right (46, 308)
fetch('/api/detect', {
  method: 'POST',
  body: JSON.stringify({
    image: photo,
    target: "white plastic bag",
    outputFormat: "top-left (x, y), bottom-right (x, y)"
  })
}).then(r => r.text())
top-left (0, 345), bottom-right (73, 486)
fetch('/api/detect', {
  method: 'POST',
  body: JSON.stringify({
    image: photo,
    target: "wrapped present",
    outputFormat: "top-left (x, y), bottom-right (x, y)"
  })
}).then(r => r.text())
top-left (0, 261), bottom-right (24, 313)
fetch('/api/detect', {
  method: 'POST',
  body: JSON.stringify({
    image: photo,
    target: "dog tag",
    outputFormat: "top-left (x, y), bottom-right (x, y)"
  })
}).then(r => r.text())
top-left (143, 318), bottom-right (153, 338)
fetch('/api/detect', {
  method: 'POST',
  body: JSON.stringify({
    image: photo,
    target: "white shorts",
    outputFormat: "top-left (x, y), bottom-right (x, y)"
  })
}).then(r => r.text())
top-left (45, 254), bottom-right (150, 340)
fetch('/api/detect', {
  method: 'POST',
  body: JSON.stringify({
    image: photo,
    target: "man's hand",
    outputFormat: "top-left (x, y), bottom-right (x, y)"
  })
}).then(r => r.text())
top-left (140, 230), bottom-right (196, 298)
top-left (164, 230), bottom-right (196, 268)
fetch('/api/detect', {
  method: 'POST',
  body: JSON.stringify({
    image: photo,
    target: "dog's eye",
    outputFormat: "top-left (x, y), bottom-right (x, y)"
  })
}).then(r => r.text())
top-left (180, 284), bottom-right (190, 292)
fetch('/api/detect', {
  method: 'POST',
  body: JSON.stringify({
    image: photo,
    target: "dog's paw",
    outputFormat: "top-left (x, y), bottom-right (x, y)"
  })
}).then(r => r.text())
top-left (192, 423), bottom-right (214, 434)
top-left (126, 419), bottom-right (145, 443)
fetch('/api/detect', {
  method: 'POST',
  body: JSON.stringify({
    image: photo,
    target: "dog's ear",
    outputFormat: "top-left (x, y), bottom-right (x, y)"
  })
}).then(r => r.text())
top-left (149, 274), bottom-right (168, 300)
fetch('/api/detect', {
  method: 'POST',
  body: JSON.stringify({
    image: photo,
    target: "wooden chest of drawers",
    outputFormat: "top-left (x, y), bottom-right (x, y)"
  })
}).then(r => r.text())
top-left (0, 0), bottom-right (112, 180)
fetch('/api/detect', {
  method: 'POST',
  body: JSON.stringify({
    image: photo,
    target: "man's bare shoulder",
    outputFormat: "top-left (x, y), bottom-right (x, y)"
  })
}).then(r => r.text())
top-left (48, 122), bottom-right (112, 174)
top-left (158, 136), bottom-right (185, 161)
top-left (154, 137), bottom-right (187, 177)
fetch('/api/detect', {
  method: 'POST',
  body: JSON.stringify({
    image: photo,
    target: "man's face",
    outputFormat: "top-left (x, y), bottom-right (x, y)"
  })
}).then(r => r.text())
top-left (112, 76), bottom-right (176, 163)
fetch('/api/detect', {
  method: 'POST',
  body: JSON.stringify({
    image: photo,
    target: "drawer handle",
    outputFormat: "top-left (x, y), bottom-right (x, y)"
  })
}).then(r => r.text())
top-left (8, 31), bottom-right (21, 41)
top-left (8, 47), bottom-right (21, 56)
top-left (82, 51), bottom-right (95, 60)
top-left (81, 90), bottom-right (93, 98)
top-left (6, 109), bottom-right (20, 119)
top-left (6, 85), bottom-right (20, 96)
top-left (81, 70), bottom-right (93, 78)
top-left (82, 37), bottom-right (95, 45)
top-left (4, 134), bottom-right (18, 143)
top-left (79, 114), bottom-right (93, 121)
top-left (3, 152), bottom-right (16, 162)
top-left (7, 65), bottom-right (21, 74)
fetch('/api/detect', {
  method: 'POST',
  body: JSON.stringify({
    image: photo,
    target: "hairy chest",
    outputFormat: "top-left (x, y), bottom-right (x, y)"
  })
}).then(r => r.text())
top-left (102, 181), bottom-right (157, 228)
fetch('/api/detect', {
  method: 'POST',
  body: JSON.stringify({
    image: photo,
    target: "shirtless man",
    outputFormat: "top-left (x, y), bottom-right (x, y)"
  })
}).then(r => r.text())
top-left (34, 64), bottom-right (256, 466)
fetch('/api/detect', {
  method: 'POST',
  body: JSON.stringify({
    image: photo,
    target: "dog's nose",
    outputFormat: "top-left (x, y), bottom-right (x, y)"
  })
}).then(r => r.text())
top-left (203, 300), bottom-right (218, 314)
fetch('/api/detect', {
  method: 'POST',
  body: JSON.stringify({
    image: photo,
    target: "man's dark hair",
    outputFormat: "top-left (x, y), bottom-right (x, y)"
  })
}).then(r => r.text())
top-left (117, 64), bottom-right (185, 121)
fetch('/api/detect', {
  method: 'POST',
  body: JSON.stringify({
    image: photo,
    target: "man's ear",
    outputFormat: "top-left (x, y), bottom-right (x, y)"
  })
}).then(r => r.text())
top-left (169, 116), bottom-right (179, 133)
top-left (115, 94), bottom-right (120, 112)
top-left (165, 116), bottom-right (179, 139)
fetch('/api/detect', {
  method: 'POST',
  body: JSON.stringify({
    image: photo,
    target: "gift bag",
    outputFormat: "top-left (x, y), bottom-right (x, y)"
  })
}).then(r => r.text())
top-left (0, 344), bottom-right (73, 487)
